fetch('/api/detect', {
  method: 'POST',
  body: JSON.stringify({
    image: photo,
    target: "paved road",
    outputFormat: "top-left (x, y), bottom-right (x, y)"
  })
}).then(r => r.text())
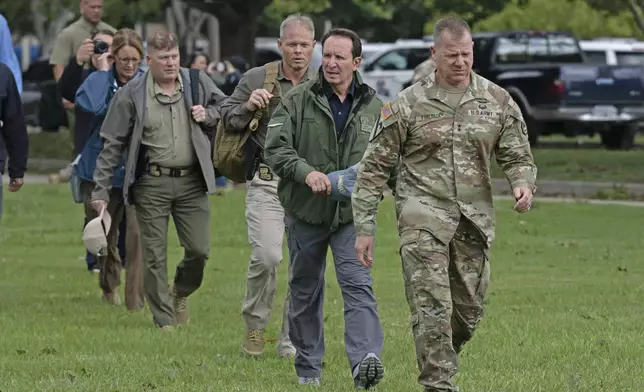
top-left (493, 195), bottom-right (644, 207)
top-left (491, 178), bottom-right (644, 198)
top-left (3, 174), bottom-right (52, 184)
top-left (536, 140), bottom-right (644, 150)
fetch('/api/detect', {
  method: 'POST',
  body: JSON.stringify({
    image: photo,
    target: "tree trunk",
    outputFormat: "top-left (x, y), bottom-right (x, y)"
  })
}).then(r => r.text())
top-left (184, 0), bottom-right (273, 68)
top-left (628, 0), bottom-right (644, 34)
top-left (170, 0), bottom-right (208, 61)
top-left (219, 12), bottom-right (259, 68)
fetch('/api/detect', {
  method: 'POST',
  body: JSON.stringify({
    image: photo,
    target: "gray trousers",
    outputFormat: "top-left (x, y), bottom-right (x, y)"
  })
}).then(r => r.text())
top-left (285, 215), bottom-right (384, 378)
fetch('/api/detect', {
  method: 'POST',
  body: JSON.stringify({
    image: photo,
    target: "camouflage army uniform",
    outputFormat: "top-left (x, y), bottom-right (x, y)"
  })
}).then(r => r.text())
top-left (351, 71), bottom-right (537, 391)
top-left (411, 59), bottom-right (436, 84)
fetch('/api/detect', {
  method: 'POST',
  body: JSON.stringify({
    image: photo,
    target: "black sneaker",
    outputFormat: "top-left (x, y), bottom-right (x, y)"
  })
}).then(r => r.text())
top-left (353, 353), bottom-right (384, 389)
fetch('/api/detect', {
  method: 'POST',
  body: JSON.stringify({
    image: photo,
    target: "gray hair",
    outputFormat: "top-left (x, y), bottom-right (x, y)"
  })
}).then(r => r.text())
top-left (433, 16), bottom-right (471, 45)
top-left (279, 13), bottom-right (315, 40)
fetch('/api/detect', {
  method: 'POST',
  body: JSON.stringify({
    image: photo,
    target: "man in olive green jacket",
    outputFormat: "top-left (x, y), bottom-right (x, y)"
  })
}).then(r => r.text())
top-left (264, 28), bottom-right (385, 389)
top-left (91, 32), bottom-right (226, 329)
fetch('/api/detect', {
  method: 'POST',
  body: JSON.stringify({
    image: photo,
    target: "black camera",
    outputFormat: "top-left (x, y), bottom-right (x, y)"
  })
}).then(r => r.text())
top-left (93, 39), bottom-right (109, 55)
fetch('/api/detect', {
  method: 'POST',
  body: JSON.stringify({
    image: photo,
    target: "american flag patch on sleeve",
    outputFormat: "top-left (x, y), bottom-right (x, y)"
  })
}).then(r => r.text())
top-left (381, 103), bottom-right (393, 120)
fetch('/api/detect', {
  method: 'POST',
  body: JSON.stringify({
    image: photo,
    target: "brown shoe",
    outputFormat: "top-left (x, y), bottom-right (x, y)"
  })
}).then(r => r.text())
top-left (242, 329), bottom-right (265, 357)
top-left (102, 291), bottom-right (121, 306)
top-left (172, 288), bottom-right (189, 325)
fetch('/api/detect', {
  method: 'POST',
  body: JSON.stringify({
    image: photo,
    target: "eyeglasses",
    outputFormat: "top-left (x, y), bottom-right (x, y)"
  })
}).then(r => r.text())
top-left (116, 57), bottom-right (141, 65)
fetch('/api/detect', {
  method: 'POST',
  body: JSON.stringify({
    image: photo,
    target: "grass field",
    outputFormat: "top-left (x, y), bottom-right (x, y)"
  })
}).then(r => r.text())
top-left (29, 129), bottom-right (644, 183)
top-left (1, 186), bottom-right (644, 392)
top-left (490, 148), bottom-right (644, 184)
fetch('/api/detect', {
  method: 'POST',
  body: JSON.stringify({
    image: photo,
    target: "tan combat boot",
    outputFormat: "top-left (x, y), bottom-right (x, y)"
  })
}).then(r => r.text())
top-left (172, 287), bottom-right (189, 325)
top-left (242, 329), bottom-right (265, 357)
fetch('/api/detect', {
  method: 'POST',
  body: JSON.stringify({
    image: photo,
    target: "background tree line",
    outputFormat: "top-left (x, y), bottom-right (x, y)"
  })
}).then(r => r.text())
top-left (3, 0), bottom-right (644, 66)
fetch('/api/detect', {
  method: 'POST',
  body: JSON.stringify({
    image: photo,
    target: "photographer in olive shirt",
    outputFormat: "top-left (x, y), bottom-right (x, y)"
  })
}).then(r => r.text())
top-left (91, 32), bottom-right (226, 330)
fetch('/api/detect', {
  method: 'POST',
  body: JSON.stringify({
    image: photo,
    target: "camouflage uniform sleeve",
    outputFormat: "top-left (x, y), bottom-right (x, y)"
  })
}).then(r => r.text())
top-left (352, 101), bottom-right (408, 236)
top-left (385, 159), bottom-right (401, 195)
top-left (495, 96), bottom-right (538, 191)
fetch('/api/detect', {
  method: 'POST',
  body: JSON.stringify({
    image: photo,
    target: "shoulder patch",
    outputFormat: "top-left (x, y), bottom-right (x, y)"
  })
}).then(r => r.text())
top-left (381, 103), bottom-right (393, 120)
top-left (379, 101), bottom-right (400, 129)
top-left (370, 104), bottom-right (400, 142)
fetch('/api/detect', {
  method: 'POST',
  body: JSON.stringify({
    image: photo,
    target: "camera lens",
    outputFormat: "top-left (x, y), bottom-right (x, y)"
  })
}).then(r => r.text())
top-left (93, 40), bottom-right (109, 54)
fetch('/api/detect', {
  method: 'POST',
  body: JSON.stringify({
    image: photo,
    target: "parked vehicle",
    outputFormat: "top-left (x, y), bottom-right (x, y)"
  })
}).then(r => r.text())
top-left (361, 42), bottom-right (394, 62)
top-left (579, 38), bottom-right (644, 66)
top-left (469, 30), bottom-right (644, 149)
top-left (359, 39), bottom-right (433, 102)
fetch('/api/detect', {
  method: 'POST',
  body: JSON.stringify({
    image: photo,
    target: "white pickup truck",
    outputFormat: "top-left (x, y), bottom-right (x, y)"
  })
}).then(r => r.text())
top-left (359, 39), bottom-right (433, 102)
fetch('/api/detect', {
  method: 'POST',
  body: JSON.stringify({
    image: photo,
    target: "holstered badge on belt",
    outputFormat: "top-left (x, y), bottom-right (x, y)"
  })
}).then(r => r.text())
top-left (258, 166), bottom-right (273, 181)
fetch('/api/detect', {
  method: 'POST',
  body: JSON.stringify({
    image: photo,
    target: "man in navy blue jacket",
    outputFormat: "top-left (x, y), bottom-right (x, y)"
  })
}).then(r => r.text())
top-left (0, 62), bottom-right (28, 222)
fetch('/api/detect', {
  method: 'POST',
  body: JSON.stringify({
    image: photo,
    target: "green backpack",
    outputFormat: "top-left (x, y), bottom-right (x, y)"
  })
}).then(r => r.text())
top-left (212, 61), bottom-right (280, 183)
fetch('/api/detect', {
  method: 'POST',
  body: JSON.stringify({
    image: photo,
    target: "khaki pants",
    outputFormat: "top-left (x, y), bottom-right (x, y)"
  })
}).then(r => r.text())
top-left (242, 166), bottom-right (290, 345)
top-left (133, 172), bottom-right (210, 328)
top-left (81, 181), bottom-right (145, 310)
top-left (399, 217), bottom-right (490, 392)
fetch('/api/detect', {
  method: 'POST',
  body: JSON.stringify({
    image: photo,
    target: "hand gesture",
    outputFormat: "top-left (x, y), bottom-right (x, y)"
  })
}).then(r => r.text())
top-left (305, 171), bottom-right (331, 194)
top-left (355, 235), bottom-right (374, 268)
top-left (76, 39), bottom-right (94, 65)
top-left (513, 187), bottom-right (533, 213)
top-left (245, 89), bottom-right (273, 111)
top-left (96, 52), bottom-right (112, 71)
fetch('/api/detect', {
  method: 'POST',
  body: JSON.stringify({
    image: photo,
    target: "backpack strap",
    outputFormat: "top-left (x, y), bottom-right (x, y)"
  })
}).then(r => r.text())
top-left (248, 60), bottom-right (281, 132)
top-left (189, 68), bottom-right (200, 106)
top-left (262, 60), bottom-right (280, 94)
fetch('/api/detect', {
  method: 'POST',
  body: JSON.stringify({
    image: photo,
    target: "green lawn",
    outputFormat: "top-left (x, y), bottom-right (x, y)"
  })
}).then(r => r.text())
top-left (29, 129), bottom-right (644, 183)
top-left (1, 186), bottom-right (644, 391)
top-left (490, 148), bottom-right (644, 184)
